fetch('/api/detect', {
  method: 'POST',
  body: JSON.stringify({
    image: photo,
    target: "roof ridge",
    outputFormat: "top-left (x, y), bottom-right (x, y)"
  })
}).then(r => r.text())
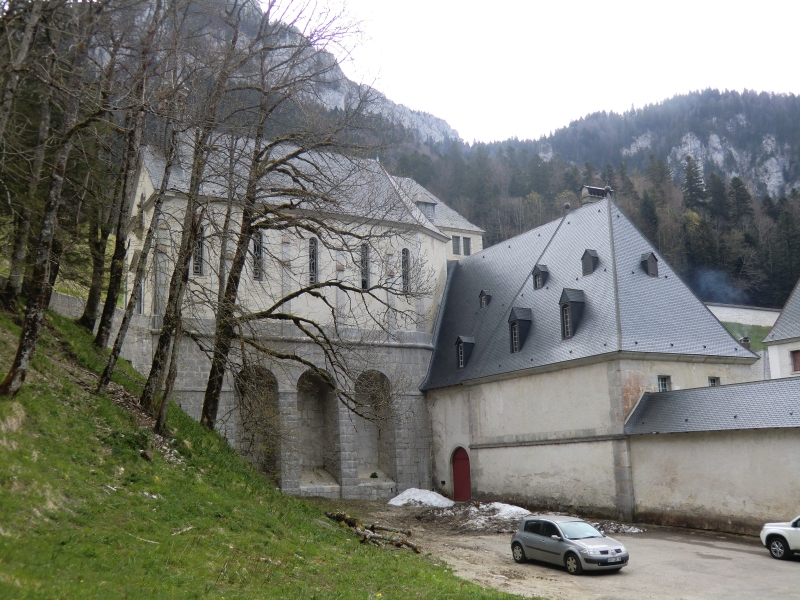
top-left (381, 165), bottom-right (446, 239)
top-left (763, 274), bottom-right (800, 343)
top-left (606, 198), bottom-right (623, 352)
top-left (463, 209), bottom-right (570, 373)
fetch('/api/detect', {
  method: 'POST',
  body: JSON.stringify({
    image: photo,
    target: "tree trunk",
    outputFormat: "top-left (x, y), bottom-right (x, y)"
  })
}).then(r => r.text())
top-left (0, 0), bottom-right (43, 141)
top-left (77, 206), bottom-right (112, 329)
top-left (2, 82), bottom-right (52, 303)
top-left (93, 0), bottom-right (161, 348)
top-left (155, 318), bottom-right (181, 435)
top-left (0, 4), bottom-right (100, 396)
top-left (97, 128), bottom-right (177, 394)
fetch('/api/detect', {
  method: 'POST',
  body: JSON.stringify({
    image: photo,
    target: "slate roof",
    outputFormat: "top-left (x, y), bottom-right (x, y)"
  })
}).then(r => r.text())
top-left (393, 177), bottom-right (484, 234)
top-left (625, 377), bottom-right (800, 434)
top-left (763, 277), bottom-right (800, 344)
top-left (140, 142), bottom-right (448, 240)
top-left (421, 198), bottom-right (756, 391)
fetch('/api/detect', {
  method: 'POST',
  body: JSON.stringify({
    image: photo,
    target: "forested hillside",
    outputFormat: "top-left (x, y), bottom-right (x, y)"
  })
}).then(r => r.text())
top-left (387, 90), bottom-right (800, 309)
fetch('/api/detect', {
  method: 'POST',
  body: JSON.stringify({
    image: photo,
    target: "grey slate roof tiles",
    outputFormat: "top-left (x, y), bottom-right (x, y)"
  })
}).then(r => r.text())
top-left (421, 199), bottom-right (755, 391)
top-left (763, 277), bottom-right (800, 344)
top-left (625, 377), bottom-right (800, 434)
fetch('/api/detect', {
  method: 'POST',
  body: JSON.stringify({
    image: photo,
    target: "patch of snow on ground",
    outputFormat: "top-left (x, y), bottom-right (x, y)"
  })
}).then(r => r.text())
top-left (481, 502), bottom-right (532, 520)
top-left (388, 488), bottom-right (454, 508)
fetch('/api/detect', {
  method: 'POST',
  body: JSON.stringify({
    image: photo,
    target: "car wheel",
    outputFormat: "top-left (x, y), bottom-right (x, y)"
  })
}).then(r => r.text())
top-left (511, 542), bottom-right (527, 564)
top-left (565, 552), bottom-right (583, 575)
top-left (768, 536), bottom-right (789, 560)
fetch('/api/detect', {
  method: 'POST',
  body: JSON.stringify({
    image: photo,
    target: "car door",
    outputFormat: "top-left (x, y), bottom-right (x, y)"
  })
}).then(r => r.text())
top-left (537, 521), bottom-right (565, 565)
top-left (786, 517), bottom-right (800, 550)
top-left (520, 520), bottom-right (543, 560)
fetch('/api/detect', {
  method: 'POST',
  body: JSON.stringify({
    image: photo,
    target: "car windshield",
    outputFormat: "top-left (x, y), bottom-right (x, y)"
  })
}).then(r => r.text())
top-left (558, 521), bottom-right (603, 540)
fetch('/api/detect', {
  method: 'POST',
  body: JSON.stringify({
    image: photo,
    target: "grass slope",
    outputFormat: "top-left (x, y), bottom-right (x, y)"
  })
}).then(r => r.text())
top-left (0, 312), bottom-right (516, 599)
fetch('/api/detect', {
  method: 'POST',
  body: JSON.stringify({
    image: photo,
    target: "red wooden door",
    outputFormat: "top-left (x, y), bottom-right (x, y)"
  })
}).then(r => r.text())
top-left (452, 447), bottom-right (471, 501)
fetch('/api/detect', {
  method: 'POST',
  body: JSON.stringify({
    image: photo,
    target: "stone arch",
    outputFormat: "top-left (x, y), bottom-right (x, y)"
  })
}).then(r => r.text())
top-left (354, 370), bottom-right (396, 482)
top-left (296, 369), bottom-right (340, 483)
top-left (234, 366), bottom-right (280, 479)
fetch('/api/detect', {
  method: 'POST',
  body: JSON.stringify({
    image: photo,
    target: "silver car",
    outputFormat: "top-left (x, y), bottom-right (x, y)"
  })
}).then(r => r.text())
top-left (511, 514), bottom-right (629, 575)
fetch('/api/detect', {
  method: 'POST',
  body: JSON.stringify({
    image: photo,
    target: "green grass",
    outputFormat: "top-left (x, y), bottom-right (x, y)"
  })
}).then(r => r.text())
top-left (0, 312), bottom-right (517, 599)
top-left (721, 322), bottom-right (772, 352)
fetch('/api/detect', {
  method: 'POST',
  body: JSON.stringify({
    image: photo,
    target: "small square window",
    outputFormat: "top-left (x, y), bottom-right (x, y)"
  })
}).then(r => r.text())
top-left (657, 375), bottom-right (671, 392)
top-left (708, 377), bottom-right (720, 387)
top-left (792, 350), bottom-right (800, 373)
top-left (462, 237), bottom-right (471, 256)
top-left (452, 235), bottom-right (461, 255)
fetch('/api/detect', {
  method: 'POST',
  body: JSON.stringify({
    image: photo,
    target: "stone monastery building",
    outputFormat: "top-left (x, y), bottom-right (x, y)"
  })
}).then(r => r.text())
top-left (121, 147), bottom-right (800, 534)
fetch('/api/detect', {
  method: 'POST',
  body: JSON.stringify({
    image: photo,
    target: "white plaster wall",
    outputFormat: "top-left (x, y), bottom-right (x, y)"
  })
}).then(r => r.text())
top-left (630, 429), bottom-right (800, 532)
top-left (473, 441), bottom-right (618, 510)
top-left (705, 303), bottom-right (780, 327)
top-left (767, 341), bottom-right (800, 379)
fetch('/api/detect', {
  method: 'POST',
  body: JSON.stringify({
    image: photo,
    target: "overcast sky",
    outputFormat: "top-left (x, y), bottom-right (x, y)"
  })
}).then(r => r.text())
top-left (331, 0), bottom-right (800, 143)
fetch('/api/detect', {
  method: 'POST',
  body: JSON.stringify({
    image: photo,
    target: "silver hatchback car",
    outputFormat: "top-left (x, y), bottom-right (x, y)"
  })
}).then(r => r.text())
top-left (511, 514), bottom-right (629, 575)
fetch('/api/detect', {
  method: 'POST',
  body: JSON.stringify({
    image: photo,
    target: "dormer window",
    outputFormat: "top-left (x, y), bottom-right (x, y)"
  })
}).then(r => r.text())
top-left (508, 307), bottom-right (532, 353)
top-left (533, 264), bottom-right (549, 290)
top-left (559, 289), bottom-right (585, 340)
top-left (479, 290), bottom-right (491, 308)
top-left (582, 249), bottom-right (599, 276)
top-left (455, 336), bottom-right (475, 369)
top-left (417, 201), bottom-right (435, 221)
top-left (641, 252), bottom-right (658, 277)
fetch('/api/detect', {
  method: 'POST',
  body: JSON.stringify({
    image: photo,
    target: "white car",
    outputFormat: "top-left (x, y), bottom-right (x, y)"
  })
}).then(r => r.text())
top-left (760, 515), bottom-right (800, 560)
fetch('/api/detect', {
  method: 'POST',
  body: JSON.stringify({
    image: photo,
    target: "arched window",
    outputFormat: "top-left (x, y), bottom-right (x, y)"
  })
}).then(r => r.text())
top-left (360, 244), bottom-right (370, 289)
top-left (309, 238), bottom-right (318, 284)
top-left (401, 248), bottom-right (410, 293)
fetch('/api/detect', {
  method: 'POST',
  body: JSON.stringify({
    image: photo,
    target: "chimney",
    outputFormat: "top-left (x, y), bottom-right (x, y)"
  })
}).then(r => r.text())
top-left (739, 336), bottom-right (751, 350)
top-left (580, 185), bottom-right (614, 205)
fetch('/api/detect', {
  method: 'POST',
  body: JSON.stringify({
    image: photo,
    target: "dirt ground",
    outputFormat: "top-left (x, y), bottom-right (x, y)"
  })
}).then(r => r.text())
top-left (309, 498), bottom-right (800, 600)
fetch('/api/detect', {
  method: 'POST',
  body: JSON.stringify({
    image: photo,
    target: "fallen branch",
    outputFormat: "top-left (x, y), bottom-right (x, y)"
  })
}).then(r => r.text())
top-left (126, 532), bottom-right (160, 544)
top-left (324, 511), bottom-right (420, 553)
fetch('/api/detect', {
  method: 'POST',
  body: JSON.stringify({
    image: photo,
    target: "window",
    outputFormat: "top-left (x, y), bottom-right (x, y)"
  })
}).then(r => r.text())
top-left (561, 304), bottom-right (572, 339)
top-left (480, 292), bottom-right (489, 308)
top-left (792, 350), bottom-right (800, 373)
top-left (533, 264), bottom-right (549, 290)
top-left (462, 237), bottom-right (471, 256)
top-left (641, 252), bottom-right (659, 277)
top-left (360, 243), bottom-right (370, 289)
top-left (452, 235), bottom-right (461, 255)
top-left (192, 226), bottom-right (204, 276)
top-left (523, 520), bottom-right (541, 535)
top-left (309, 238), bottom-right (318, 284)
top-left (708, 377), bottom-right (720, 387)
top-left (510, 321), bottom-right (520, 353)
top-left (457, 341), bottom-right (464, 368)
top-left (139, 193), bottom-right (146, 230)
top-left (541, 522), bottom-right (560, 539)
top-left (252, 232), bottom-right (263, 281)
top-left (401, 248), bottom-right (410, 293)
top-left (135, 282), bottom-right (144, 315)
top-left (658, 376), bottom-right (671, 392)
top-left (534, 272), bottom-right (542, 289)
top-left (417, 201), bottom-right (435, 221)
top-left (582, 249), bottom-right (599, 276)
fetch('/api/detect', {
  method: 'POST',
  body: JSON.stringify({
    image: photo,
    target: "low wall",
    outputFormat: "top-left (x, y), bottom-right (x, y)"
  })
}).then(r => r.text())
top-left (705, 303), bottom-right (780, 328)
top-left (630, 428), bottom-right (800, 535)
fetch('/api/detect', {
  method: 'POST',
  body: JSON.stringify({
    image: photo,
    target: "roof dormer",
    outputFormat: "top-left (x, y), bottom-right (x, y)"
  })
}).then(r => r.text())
top-left (559, 289), bottom-right (586, 339)
top-left (508, 307), bottom-right (533, 353)
top-left (582, 249), bottom-right (599, 276)
top-left (479, 290), bottom-right (491, 308)
top-left (641, 252), bottom-right (658, 277)
top-left (533, 264), bottom-right (549, 290)
top-left (455, 335), bottom-right (475, 369)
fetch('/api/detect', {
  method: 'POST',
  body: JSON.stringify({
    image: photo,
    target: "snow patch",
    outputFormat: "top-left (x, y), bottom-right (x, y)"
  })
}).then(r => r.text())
top-left (388, 488), bottom-right (454, 508)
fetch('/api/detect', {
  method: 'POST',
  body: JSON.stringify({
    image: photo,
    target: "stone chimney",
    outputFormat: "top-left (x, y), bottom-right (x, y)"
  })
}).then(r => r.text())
top-left (739, 336), bottom-right (751, 350)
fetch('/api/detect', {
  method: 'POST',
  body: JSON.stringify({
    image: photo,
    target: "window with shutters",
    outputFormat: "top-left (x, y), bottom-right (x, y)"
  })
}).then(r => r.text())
top-left (309, 238), bottom-right (318, 284)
